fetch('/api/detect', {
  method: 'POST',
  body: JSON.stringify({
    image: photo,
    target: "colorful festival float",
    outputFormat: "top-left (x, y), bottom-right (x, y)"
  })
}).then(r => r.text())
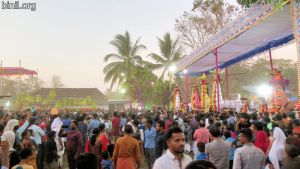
top-left (269, 68), bottom-right (290, 113)
top-left (174, 1), bottom-right (300, 113)
top-left (199, 74), bottom-right (210, 113)
top-left (191, 82), bottom-right (201, 111)
top-left (172, 86), bottom-right (182, 111)
top-left (241, 98), bottom-right (249, 113)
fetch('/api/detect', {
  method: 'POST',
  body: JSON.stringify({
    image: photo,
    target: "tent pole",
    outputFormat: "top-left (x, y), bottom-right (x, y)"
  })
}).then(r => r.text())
top-left (291, 0), bottom-right (300, 110)
top-left (225, 68), bottom-right (229, 99)
top-left (214, 48), bottom-right (220, 112)
top-left (19, 60), bottom-right (21, 94)
top-left (0, 60), bottom-right (2, 95)
top-left (269, 49), bottom-right (273, 70)
top-left (185, 71), bottom-right (189, 112)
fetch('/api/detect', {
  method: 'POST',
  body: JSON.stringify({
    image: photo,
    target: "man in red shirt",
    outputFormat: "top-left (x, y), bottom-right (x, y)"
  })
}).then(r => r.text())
top-left (19, 115), bottom-right (27, 127)
top-left (111, 111), bottom-right (121, 141)
top-left (250, 121), bottom-right (269, 154)
top-left (59, 120), bottom-right (83, 169)
top-left (164, 114), bottom-right (173, 133)
top-left (193, 121), bottom-right (211, 144)
top-left (292, 119), bottom-right (300, 135)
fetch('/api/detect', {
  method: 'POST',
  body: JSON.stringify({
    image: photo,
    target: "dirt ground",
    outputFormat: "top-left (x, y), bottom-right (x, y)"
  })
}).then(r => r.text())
top-left (62, 152), bottom-right (147, 169)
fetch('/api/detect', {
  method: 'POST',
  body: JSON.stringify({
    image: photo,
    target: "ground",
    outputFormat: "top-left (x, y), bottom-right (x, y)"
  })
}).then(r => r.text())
top-left (62, 152), bottom-right (147, 169)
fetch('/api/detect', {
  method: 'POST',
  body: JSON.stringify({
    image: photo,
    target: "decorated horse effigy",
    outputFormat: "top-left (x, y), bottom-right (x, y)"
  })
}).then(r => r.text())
top-left (199, 74), bottom-right (210, 113)
top-left (191, 82), bottom-right (200, 110)
top-left (241, 98), bottom-right (249, 113)
top-left (173, 86), bottom-right (182, 111)
top-left (258, 97), bottom-right (268, 113)
top-left (269, 68), bottom-right (289, 113)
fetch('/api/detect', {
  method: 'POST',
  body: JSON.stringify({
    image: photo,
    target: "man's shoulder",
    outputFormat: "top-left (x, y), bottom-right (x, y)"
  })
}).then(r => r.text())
top-left (235, 146), bottom-right (243, 153)
top-left (154, 153), bottom-right (168, 163)
top-left (118, 135), bottom-right (138, 143)
top-left (183, 154), bottom-right (193, 161)
top-left (205, 142), bottom-right (213, 148)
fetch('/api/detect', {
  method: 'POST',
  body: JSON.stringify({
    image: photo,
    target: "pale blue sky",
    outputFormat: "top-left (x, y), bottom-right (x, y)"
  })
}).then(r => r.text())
top-left (0, 0), bottom-right (295, 93)
top-left (0, 0), bottom-right (197, 92)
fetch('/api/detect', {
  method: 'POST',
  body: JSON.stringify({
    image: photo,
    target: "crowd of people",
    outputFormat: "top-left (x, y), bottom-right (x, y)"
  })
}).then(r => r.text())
top-left (0, 107), bottom-right (299, 169)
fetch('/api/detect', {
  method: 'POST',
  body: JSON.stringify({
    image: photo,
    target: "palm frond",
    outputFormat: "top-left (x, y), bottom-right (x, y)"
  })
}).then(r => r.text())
top-left (131, 55), bottom-right (144, 65)
top-left (148, 53), bottom-right (166, 64)
top-left (130, 37), bottom-right (146, 57)
top-left (110, 31), bottom-right (132, 57)
top-left (158, 33), bottom-right (172, 59)
top-left (143, 62), bottom-right (163, 70)
top-left (103, 62), bottom-right (122, 74)
top-left (104, 65), bottom-right (120, 82)
top-left (104, 54), bottom-right (124, 62)
top-left (159, 67), bottom-right (167, 80)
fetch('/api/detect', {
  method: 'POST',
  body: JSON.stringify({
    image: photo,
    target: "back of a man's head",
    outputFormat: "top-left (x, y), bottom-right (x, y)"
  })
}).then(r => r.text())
top-left (209, 127), bottom-right (221, 138)
top-left (124, 124), bottom-right (133, 134)
top-left (185, 160), bottom-right (217, 169)
top-left (77, 153), bottom-right (98, 169)
top-left (240, 128), bottom-right (253, 141)
top-left (19, 148), bottom-right (33, 160)
top-left (253, 121), bottom-right (264, 131)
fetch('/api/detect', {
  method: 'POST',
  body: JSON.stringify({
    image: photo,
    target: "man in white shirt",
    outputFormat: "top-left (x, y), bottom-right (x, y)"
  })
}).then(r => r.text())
top-left (153, 127), bottom-right (192, 169)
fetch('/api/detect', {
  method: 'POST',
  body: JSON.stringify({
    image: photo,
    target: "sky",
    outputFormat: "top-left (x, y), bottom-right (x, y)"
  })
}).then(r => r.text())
top-left (0, 0), bottom-right (296, 93)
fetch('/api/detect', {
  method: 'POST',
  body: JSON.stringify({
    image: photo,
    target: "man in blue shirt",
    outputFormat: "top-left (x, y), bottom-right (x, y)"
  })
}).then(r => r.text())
top-left (119, 113), bottom-right (127, 130)
top-left (88, 113), bottom-right (100, 137)
top-left (144, 118), bottom-right (156, 169)
top-left (63, 114), bottom-right (72, 132)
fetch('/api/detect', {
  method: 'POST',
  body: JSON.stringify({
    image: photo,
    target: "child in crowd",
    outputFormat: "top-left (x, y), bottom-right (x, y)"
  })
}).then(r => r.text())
top-left (196, 142), bottom-right (207, 160)
top-left (101, 151), bottom-right (113, 169)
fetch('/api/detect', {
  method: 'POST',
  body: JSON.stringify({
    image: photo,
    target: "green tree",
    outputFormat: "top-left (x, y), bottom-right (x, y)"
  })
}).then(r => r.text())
top-left (148, 33), bottom-right (182, 80)
top-left (50, 75), bottom-right (63, 88)
top-left (175, 0), bottom-right (239, 51)
top-left (103, 31), bottom-right (152, 90)
top-left (237, 0), bottom-right (290, 8)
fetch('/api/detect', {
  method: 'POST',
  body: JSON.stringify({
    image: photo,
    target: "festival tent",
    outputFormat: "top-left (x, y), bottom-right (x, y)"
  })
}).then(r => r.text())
top-left (175, 2), bottom-right (295, 111)
top-left (0, 67), bottom-right (37, 76)
top-left (176, 3), bottom-right (293, 76)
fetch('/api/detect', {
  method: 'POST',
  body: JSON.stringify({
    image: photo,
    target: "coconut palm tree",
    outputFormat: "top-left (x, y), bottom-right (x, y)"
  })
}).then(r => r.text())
top-left (148, 32), bottom-right (182, 80)
top-left (103, 31), bottom-right (150, 90)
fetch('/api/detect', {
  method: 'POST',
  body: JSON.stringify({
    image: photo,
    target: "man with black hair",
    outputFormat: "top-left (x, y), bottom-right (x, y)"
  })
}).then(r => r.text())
top-left (113, 125), bottom-right (140, 169)
top-left (77, 114), bottom-right (87, 151)
top-left (153, 127), bottom-right (192, 169)
top-left (233, 128), bottom-right (265, 169)
top-left (205, 127), bottom-right (230, 169)
top-left (282, 137), bottom-right (300, 169)
top-left (59, 120), bottom-right (83, 169)
top-left (88, 113), bottom-right (100, 137)
top-left (185, 160), bottom-right (217, 169)
top-left (26, 118), bottom-right (45, 169)
top-left (224, 130), bottom-right (235, 169)
top-left (292, 119), bottom-right (300, 135)
top-left (155, 120), bottom-right (165, 159)
top-left (44, 131), bottom-right (58, 169)
top-left (144, 118), bottom-right (156, 169)
top-left (235, 113), bottom-right (250, 133)
top-left (11, 148), bottom-right (34, 169)
top-left (76, 153), bottom-right (98, 169)
top-left (250, 121), bottom-right (269, 154)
